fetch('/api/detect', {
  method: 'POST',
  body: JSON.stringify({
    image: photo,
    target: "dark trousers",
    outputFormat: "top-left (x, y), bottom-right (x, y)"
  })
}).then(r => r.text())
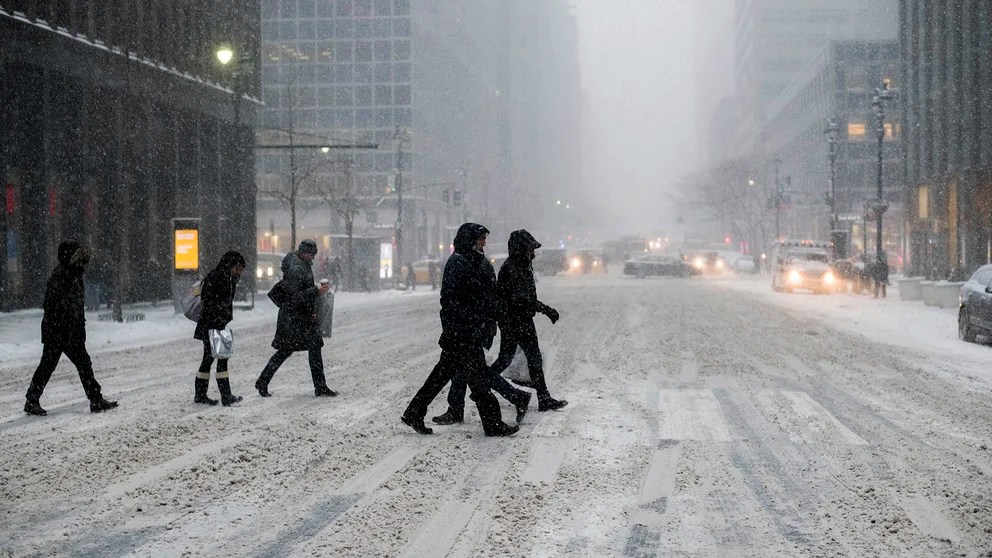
top-left (258, 348), bottom-right (327, 389)
top-left (26, 343), bottom-right (103, 403)
top-left (446, 354), bottom-right (526, 415)
top-left (197, 337), bottom-right (229, 380)
top-left (489, 319), bottom-right (552, 400)
top-left (404, 345), bottom-right (504, 432)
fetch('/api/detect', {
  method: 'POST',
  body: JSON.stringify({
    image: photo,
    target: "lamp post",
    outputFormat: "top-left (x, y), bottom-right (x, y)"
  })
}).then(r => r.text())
top-left (773, 156), bottom-right (783, 242)
top-left (870, 83), bottom-right (895, 263)
top-left (824, 118), bottom-right (839, 231)
top-left (393, 128), bottom-right (411, 284)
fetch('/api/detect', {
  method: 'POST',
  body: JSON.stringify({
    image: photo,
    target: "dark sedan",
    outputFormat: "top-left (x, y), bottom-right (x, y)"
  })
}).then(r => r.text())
top-left (623, 255), bottom-right (694, 278)
top-left (958, 264), bottom-right (992, 342)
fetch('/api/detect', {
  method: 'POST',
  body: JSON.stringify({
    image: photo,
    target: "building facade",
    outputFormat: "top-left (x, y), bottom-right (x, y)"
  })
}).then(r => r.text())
top-left (899, 0), bottom-right (992, 278)
top-left (764, 41), bottom-right (903, 260)
top-left (0, 1), bottom-right (260, 311)
top-left (257, 0), bottom-right (582, 282)
top-left (734, 0), bottom-right (898, 157)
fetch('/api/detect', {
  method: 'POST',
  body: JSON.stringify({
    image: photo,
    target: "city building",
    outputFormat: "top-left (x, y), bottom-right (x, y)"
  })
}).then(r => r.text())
top-left (763, 41), bottom-right (902, 260)
top-left (256, 0), bottom-right (581, 284)
top-left (0, 1), bottom-right (260, 311)
top-left (899, 0), bottom-right (992, 278)
top-left (734, 0), bottom-right (898, 157)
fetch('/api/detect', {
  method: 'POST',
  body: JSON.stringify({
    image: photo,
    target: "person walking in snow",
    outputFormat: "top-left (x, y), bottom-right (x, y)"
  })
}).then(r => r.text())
top-left (255, 239), bottom-right (338, 398)
top-left (193, 251), bottom-right (247, 406)
top-left (401, 223), bottom-right (519, 437)
top-left (481, 230), bottom-right (567, 411)
top-left (23, 241), bottom-right (118, 416)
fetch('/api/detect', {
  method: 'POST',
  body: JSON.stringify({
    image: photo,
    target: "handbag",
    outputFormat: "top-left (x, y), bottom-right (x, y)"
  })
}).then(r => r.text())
top-left (208, 328), bottom-right (235, 359)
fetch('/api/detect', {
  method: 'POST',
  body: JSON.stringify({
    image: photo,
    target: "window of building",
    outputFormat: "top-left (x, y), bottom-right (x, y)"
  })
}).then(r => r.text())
top-left (393, 17), bottom-right (411, 37)
top-left (355, 63), bottom-right (374, 83)
top-left (374, 19), bottom-right (391, 38)
top-left (395, 107), bottom-right (412, 128)
top-left (375, 40), bottom-right (392, 61)
top-left (335, 19), bottom-right (354, 38)
top-left (375, 85), bottom-right (392, 105)
top-left (316, 0), bottom-right (334, 17)
top-left (847, 122), bottom-right (866, 139)
top-left (394, 0), bottom-right (410, 16)
top-left (336, 41), bottom-right (353, 61)
top-left (374, 0), bottom-right (392, 15)
top-left (394, 84), bottom-right (411, 105)
top-left (336, 64), bottom-right (354, 83)
top-left (374, 63), bottom-right (392, 83)
top-left (335, 86), bottom-right (354, 107)
top-left (356, 85), bottom-right (373, 106)
top-left (355, 18), bottom-right (373, 37)
top-left (355, 0), bottom-right (372, 16)
top-left (356, 41), bottom-right (373, 62)
top-left (917, 185), bottom-right (929, 219)
top-left (394, 62), bottom-right (410, 82)
top-left (279, 0), bottom-right (297, 18)
top-left (357, 108), bottom-right (374, 127)
top-left (393, 40), bottom-right (410, 61)
top-left (299, 21), bottom-right (316, 40)
top-left (884, 122), bottom-right (894, 138)
top-left (337, 0), bottom-right (353, 17)
top-left (843, 65), bottom-right (866, 89)
top-left (299, 0), bottom-right (315, 17)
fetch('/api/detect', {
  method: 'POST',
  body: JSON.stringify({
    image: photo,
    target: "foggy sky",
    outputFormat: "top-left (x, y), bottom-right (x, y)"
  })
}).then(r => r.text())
top-left (573, 0), bottom-right (734, 236)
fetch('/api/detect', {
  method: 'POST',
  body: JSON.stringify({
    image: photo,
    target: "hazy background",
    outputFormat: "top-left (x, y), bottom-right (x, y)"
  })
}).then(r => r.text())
top-left (573, 0), bottom-right (735, 234)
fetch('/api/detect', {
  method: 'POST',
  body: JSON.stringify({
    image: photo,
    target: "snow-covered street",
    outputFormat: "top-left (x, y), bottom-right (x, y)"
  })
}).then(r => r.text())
top-left (2, 272), bottom-right (992, 557)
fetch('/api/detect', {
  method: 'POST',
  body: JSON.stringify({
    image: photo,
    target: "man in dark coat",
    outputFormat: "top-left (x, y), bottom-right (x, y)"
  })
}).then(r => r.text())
top-left (23, 241), bottom-right (118, 416)
top-left (193, 251), bottom-right (246, 406)
top-left (255, 239), bottom-right (337, 397)
top-left (872, 253), bottom-right (889, 298)
top-left (401, 223), bottom-right (519, 437)
top-left (487, 230), bottom-right (567, 411)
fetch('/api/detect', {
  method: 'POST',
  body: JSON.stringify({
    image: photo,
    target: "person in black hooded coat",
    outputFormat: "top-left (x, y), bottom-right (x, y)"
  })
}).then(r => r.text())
top-left (193, 251), bottom-right (246, 406)
top-left (487, 230), bottom-right (567, 411)
top-left (401, 223), bottom-right (518, 437)
top-left (23, 241), bottom-right (118, 416)
top-left (255, 239), bottom-right (337, 397)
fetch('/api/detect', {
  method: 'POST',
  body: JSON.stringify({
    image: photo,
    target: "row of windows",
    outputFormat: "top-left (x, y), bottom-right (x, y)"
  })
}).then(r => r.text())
top-left (263, 0), bottom-right (411, 20)
top-left (263, 62), bottom-right (411, 86)
top-left (260, 106), bottom-right (413, 130)
top-left (259, 152), bottom-right (412, 175)
top-left (263, 40), bottom-right (410, 63)
top-left (263, 17), bottom-right (411, 40)
top-left (846, 122), bottom-right (901, 139)
top-left (264, 84), bottom-right (412, 108)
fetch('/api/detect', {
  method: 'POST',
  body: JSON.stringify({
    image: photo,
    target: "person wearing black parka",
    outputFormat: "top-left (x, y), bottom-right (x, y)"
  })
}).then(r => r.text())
top-left (193, 251), bottom-right (247, 406)
top-left (23, 241), bottom-right (118, 416)
top-left (255, 239), bottom-right (337, 397)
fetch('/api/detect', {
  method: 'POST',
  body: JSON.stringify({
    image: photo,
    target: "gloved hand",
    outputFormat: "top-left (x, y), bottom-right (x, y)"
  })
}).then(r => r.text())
top-left (543, 306), bottom-right (560, 324)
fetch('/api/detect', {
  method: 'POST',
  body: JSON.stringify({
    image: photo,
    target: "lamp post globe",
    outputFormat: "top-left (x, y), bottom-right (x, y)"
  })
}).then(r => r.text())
top-left (216, 47), bottom-right (234, 66)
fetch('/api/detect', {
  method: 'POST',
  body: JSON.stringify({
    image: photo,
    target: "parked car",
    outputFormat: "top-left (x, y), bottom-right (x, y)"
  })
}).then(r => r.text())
top-left (958, 264), bottom-right (992, 342)
top-left (685, 251), bottom-right (727, 275)
top-left (732, 256), bottom-right (758, 274)
top-left (407, 258), bottom-right (440, 285)
top-left (623, 254), bottom-right (693, 278)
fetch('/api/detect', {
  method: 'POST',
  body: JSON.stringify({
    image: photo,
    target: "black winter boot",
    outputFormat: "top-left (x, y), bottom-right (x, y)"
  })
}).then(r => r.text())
top-left (194, 378), bottom-right (218, 405)
top-left (431, 409), bottom-right (464, 425)
top-left (538, 397), bottom-right (568, 412)
top-left (24, 400), bottom-right (47, 416)
top-left (401, 413), bottom-right (433, 435)
top-left (217, 378), bottom-right (243, 406)
top-left (315, 386), bottom-right (338, 397)
top-left (255, 378), bottom-right (271, 397)
top-left (485, 422), bottom-right (519, 437)
top-left (515, 391), bottom-right (531, 423)
top-left (90, 397), bottom-right (119, 413)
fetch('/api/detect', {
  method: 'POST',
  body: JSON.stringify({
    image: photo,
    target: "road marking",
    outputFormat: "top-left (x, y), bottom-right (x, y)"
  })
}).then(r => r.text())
top-left (779, 390), bottom-right (868, 445)
top-left (520, 437), bottom-right (573, 485)
top-left (629, 440), bottom-right (681, 527)
top-left (900, 493), bottom-right (960, 544)
top-left (679, 350), bottom-right (698, 384)
top-left (658, 389), bottom-right (732, 441)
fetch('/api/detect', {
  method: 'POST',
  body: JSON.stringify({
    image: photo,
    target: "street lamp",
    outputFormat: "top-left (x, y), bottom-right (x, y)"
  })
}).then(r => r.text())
top-left (216, 46), bottom-right (234, 66)
top-left (824, 118), bottom-right (839, 231)
top-left (870, 83), bottom-right (896, 263)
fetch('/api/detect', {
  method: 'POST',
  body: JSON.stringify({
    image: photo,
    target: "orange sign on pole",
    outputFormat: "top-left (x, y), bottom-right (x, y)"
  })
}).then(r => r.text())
top-left (175, 229), bottom-right (199, 270)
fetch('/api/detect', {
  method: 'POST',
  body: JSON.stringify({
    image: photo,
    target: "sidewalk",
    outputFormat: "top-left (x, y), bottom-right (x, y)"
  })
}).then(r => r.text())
top-left (0, 287), bottom-right (437, 369)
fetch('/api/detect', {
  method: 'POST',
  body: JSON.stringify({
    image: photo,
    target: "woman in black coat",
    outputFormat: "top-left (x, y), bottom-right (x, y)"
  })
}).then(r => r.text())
top-left (193, 251), bottom-right (246, 406)
top-left (255, 240), bottom-right (336, 397)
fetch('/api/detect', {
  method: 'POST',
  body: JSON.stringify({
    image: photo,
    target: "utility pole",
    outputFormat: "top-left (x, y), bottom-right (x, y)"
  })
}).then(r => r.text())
top-left (393, 128), bottom-right (410, 283)
top-left (871, 83), bottom-right (895, 263)
top-left (773, 156), bottom-right (782, 242)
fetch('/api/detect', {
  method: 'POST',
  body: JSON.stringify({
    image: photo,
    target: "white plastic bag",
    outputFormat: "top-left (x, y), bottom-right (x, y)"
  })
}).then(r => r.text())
top-left (319, 291), bottom-right (334, 338)
top-left (209, 328), bottom-right (235, 359)
top-left (502, 347), bottom-right (531, 383)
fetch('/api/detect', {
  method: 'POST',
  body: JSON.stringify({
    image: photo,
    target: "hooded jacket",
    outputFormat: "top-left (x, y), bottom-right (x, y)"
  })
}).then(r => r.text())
top-left (497, 229), bottom-right (548, 329)
top-left (271, 249), bottom-right (323, 351)
top-left (41, 241), bottom-right (90, 348)
top-left (194, 251), bottom-right (245, 341)
top-left (438, 223), bottom-right (500, 350)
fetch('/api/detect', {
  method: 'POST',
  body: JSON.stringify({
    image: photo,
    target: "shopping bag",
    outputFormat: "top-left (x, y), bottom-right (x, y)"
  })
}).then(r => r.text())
top-left (319, 291), bottom-right (334, 338)
top-left (209, 328), bottom-right (235, 359)
top-left (502, 346), bottom-right (531, 383)
top-left (182, 280), bottom-right (204, 321)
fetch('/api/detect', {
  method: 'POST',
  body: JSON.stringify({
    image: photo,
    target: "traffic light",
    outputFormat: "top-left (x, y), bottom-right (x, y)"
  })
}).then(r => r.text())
top-left (453, 189), bottom-right (463, 206)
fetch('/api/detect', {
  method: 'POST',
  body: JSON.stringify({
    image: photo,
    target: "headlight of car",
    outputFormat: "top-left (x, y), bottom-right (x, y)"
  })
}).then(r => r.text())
top-left (256, 267), bottom-right (263, 279)
top-left (823, 271), bottom-right (835, 284)
top-left (267, 266), bottom-right (274, 277)
top-left (571, 258), bottom-right (581, 269)
top-left (694, 257), bottom-right (704, 269)
top-left (788, 269), bottom-right (802, 284)
top-left (716, 260), bottom-right (725, 269)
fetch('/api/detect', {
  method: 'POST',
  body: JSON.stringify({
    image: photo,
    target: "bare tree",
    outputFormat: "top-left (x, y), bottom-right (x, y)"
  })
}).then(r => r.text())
top-left (306, 156), bottom-right (370, 291)
top-left (259, 146), bottom-right (324, 251)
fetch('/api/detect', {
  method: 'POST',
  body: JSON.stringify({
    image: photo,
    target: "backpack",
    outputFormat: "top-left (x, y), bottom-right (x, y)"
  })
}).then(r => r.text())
top-left (182, 280), bottom-right (204, 322)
